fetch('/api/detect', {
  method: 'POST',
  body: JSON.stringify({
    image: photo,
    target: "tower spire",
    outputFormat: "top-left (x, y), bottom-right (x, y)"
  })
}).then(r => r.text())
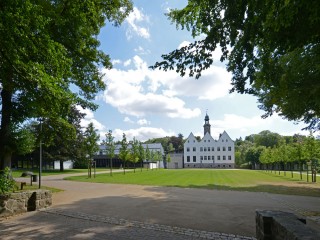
top-left (203, 111), bottom-right (211, 136)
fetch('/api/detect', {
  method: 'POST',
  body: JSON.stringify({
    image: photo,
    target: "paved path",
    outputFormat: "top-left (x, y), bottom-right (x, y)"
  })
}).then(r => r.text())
top-left (1, 171), bottom-right (320, 239)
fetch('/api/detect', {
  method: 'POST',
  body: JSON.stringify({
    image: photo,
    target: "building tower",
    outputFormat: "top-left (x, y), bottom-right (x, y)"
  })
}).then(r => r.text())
top-left (203, 112), bottom-right (211, 136)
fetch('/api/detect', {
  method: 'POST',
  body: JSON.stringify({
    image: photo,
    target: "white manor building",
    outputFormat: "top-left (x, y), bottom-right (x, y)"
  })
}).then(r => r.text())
top-left (184, 113), bottom-right (235, 168)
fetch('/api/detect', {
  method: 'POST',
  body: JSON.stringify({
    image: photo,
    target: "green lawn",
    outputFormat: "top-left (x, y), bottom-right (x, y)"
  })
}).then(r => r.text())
top-left (65, 169), bottom-right (320, 197)
top-left (11, 168), bottom-right (107, 178)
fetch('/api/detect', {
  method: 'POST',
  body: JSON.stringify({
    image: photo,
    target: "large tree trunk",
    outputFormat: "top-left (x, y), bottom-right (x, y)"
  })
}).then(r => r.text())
top-left (0, 86), bottom-right (14, 171)
top-left (59, 160), bottom-right (64, 172)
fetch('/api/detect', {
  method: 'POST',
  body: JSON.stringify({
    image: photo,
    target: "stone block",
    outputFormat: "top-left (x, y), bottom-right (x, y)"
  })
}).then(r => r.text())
top-left (256, 210), bottom-right (320, 240)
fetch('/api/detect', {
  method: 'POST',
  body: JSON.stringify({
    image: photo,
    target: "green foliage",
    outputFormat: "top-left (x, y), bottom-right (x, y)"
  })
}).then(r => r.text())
top-left (145, 135), bottom-right (183, 153)
top-left (0, 0), bottom-right (133, 170)
top-left (0, 167), bottom-right (16, 194)
top-left (119, 133), bottom-right (129, 174)
top-left (84, 123), bottom-right (100, 160)
top-left (105, 130), bottom-right (116, 160)
top-left (152, 0), bottom-right (320, 130)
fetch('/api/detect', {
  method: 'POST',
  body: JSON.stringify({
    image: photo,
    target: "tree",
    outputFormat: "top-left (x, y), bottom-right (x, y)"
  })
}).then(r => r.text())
top-left (0, 0), bottom-right (133, 171)
top-left (119, 133), bottom-right (129, 175)
top-left (253, 131), bottom-right (282, 148)
top-left (130, 137), bottom-right (140, 173)
top-left (145, 145), bottom-right (151, 170)
top-left (154, 151), bottom-right (162, 170)
top-left (165, 143), bottom-right (174, 169)
top-left (41, 106), bottom-right (86, 171)
top-left (84, 123), bottom-right (100, 166)
top-left (104, 130), bottom-right (116, 176)
top-left (152, 0), bottom-right (320, 130)
top-left (138, 142), bottom-right (145, 172)
top-left (245, 146), bottom-right (265, 169)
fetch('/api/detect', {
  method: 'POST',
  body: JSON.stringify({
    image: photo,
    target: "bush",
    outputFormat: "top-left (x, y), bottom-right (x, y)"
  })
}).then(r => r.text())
top-left (0, 167), bottom-right (17, 194)
top-left (73, 158), bottom-right (88, 169)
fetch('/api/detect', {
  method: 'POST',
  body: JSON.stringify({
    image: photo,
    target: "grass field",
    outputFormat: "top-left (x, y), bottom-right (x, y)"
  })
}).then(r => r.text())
top-left (65, 169), bottom-right (320, 197)
top-left (11, 168), bottom-right (105, 178)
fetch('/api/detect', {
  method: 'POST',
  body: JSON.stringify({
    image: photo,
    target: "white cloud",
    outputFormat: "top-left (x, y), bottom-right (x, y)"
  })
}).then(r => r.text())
top-left (134, 46), bottom-right (150, 55)
top-left (123, 59), bottom-right (132, 67)
top-left (137, 118), bottom-right (151, 126)
top-left (76, 106), bottom-right (105, 132)
top-left (113, 127), bottom-right (175, 142)
top-left (101, 55), bottom-right (202, 119)
top-left (124, 117), bottom-right (134, 123)
top-left (111, 59), bottom-right (122, 65)
top-left (211, 113), bottom-right (308, 139)
top-left (125, 7), bottom-right (150, 40)
top-left (178, 41), bottom-right (191, 49)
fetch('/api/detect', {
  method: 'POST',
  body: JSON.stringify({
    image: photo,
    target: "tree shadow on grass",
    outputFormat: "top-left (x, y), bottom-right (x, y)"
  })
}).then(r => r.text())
top-left (167, 184), bottom-right (320, 197)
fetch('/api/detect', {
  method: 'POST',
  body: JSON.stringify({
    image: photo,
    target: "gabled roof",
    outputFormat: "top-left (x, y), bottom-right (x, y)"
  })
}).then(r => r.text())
top-left (218, 131), bottom-right (234, 142)
top-left (200, 132), bottom-right (215, 143)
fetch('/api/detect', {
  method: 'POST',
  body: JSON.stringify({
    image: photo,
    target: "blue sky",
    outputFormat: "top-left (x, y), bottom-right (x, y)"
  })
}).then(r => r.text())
top-left (79, 0), bottom-right (307, 142)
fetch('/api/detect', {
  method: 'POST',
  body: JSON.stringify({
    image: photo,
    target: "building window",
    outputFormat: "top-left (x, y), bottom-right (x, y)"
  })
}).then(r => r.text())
top-left (228, 156), bottom-right (231, 160)
top-left (204, 140), bottom-right (206, 142)
top-left (229, 165), bottom-right (231, 168)
top-left (200, 156), bottom-right (203, 160)
top-left (223, 147), bottom-right (226, 151)
top-left (223, 156), bottom-right (226, 160)
top-left (188, 140), bottom-right (189, 143)
top-left (228, 146), bottom-right (232, 151)
top-left (193, 147), bottom-right (196, 151)
top-left (204, 156), bottom-right (207, 160)
top-left (200, 147), bottom-right (203, 152)
top-left (217, 156), bottom-right (220, 160)
top-left (212, 147), bottom-right (214, 151)
top-left (208, 147), bottom-right (210, 152)
top-left (208, 140), bottom-right (210, 142)
top-left (187, 147), bottom-right (190, 152)
top-left (187, 156), bottom-right (190, 162)
top-left (193, 156), bottom-right (196, 162)
top-left (208, 156), bottom-right (211, 160)
top-left (204, 147), bottom-right (207, 151)
top-left (222, 140), bottom-right (224, 142)
top-left (193, 140), bottom-right (195, 143)
top-left (217, 147), bottom-right (220, 151)
top-left (226, 139), bottom-right (228, 142)
top-left (212, 156), bottom-right (215, 160)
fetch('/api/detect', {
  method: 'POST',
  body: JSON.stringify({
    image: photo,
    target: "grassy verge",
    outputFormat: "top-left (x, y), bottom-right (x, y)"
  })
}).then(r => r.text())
top-left (12, 182), bottom-right (62, 193)
top-left (65, 169), bottom-right (320, 197)
top-left (11, 168), bottom-right (108, 178)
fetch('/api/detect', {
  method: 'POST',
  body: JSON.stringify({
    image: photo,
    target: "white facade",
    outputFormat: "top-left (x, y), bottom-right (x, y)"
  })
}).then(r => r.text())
top-left (184, 114), bottom-right (235, 168)
top-left (54, 160), bottom-right (74, 170)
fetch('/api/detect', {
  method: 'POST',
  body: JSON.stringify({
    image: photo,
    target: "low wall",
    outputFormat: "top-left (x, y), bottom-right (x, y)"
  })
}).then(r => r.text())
top-left (0, 190), bottom-right (52, 218)
top-left (256, 210), bottom-right (320, 240)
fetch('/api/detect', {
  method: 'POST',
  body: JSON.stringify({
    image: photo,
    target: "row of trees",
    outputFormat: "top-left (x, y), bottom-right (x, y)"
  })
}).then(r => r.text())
top-left (13, 109), bottom-right (101, 172)
top-left (235, 130), bottom-right (320, 181)
top-left (103, 130), bottom-right (163, 175)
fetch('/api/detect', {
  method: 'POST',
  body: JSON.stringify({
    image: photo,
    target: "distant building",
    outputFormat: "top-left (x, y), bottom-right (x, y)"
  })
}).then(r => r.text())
top-left (166, 153), bottom-right (183, 169)
top-left (184, 113), bottom-right (235, 168)
top-left (94, 143), bottom-right (165, 168)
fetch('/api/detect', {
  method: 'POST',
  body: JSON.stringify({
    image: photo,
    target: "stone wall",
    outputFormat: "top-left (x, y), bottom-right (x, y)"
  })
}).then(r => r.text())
top-left (0, 190), bottom-right (52, 218)
top-left (256, 210), bottom-right (320, 240)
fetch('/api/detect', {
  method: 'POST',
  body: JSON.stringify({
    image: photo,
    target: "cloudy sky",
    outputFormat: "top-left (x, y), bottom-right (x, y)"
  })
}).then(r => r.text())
top-left (81, 0), bottom-right (307, 142)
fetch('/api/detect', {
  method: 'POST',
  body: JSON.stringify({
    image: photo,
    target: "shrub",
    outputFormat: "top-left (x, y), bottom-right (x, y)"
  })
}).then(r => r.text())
top-left (0, 167), bottom-right (17, 194)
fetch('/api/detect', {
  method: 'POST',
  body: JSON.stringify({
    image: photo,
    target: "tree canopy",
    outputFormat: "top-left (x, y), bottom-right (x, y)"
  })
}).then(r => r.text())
top-left (0, 0), bottom-right (133, 170)
top-left (152, 0), bottom-right (320, 131)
